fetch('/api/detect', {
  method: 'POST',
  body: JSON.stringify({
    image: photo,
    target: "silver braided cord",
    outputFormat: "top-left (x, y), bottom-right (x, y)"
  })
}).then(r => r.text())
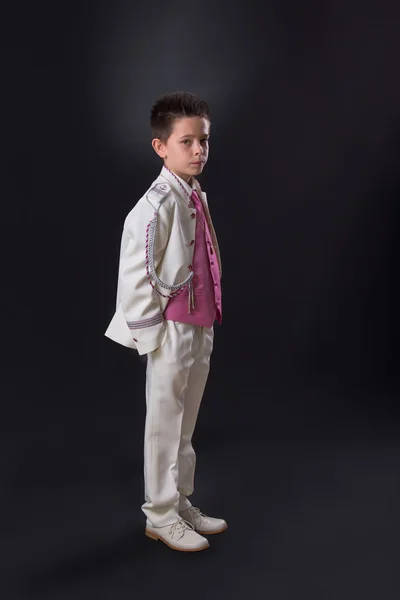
top-left (147, 212), bottom-right (194, 292)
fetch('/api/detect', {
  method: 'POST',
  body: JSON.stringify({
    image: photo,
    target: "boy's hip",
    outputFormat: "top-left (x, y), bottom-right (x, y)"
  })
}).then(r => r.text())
top-left (149, 320), bottom-right (214, 365)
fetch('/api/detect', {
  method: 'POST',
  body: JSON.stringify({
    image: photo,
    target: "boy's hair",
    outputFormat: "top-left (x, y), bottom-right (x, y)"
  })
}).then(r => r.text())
top-left (150, 91), bottom-right (210, 142)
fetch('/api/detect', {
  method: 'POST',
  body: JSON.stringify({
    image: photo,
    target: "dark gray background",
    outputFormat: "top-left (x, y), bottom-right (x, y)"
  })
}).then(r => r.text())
top-left (2, 1), bottom-right (400, 598)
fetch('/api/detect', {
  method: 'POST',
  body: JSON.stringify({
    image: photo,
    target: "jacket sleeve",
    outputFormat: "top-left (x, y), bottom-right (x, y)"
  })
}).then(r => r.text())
top-left (118, 192), bottom-right (171, 355)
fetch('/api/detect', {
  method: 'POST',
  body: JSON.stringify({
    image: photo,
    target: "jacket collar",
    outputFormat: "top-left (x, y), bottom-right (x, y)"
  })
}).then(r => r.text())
top-left (159, 165), bottom-right (195, 204)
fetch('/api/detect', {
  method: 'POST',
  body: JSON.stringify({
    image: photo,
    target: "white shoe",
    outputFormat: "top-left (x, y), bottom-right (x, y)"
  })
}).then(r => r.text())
top-left (145, 518), bottom-right (210, 552)
top-left (179, 507), bottom-right (228, 535)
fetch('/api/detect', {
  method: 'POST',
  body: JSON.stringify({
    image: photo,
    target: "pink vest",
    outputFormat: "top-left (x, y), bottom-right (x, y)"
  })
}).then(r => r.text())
top-left (164, 189), bottom-right (222, 327)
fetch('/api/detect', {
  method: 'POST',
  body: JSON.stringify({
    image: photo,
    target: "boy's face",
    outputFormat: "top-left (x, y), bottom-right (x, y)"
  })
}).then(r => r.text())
top-left (152, 116), bottom-right (210, 183)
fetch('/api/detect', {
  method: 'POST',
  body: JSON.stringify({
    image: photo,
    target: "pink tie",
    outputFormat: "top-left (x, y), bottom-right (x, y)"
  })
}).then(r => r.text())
top-left (191, 190), bottom-right (206, 227)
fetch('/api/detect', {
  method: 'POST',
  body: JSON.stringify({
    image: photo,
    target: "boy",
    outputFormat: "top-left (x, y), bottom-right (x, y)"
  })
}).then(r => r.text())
top-left (105, 91), bottom-right (227, 552)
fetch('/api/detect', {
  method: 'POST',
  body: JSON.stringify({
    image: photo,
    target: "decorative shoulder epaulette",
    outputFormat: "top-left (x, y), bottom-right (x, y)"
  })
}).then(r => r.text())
top-left (146, 182), bottom-right (171, 208)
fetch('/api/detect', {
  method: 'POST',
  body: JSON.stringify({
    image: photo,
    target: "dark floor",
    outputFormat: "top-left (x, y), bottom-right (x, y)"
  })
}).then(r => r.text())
top-left (2, 372), bottom-right (400, 600)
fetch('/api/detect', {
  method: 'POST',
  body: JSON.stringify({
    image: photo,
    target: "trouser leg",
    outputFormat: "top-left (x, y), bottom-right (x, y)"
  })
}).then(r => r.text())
top-left (178, 326), bottom-right (214, 512)
top-left (141, 321), bottom-right (196, 527)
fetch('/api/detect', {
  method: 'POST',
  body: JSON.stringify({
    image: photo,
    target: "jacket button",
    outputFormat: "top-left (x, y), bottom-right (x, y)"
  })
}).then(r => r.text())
top-left (191, 213), bottom-right (196, 219)
top-left (190, 239), bottom-right (194, 245)
top-left (188, 264), bottom-right (193, 270)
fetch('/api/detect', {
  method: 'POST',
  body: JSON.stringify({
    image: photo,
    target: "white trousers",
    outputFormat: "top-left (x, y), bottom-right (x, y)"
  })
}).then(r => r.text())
top-left (141, 320), bottom-right (214, 527)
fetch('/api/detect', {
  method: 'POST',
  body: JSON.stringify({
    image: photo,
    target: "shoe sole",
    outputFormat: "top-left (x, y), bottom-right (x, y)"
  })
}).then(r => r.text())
top-left (145, 528), bottom-right (210, 552)
top-left (197, 524), bottom-right (228, 535)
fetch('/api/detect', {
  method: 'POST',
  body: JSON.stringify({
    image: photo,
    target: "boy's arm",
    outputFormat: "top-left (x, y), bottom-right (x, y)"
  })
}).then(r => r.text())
top-left (118, 195), bottom-right (170, 355)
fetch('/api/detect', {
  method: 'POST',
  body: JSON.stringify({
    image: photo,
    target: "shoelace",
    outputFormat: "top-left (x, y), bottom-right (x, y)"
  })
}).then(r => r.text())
top-left (168, 518), bottom-right (194, 539)
top-left (189, 507), bottom-right (207, 518)
top-left (186, 507), bottom-right (208, 525)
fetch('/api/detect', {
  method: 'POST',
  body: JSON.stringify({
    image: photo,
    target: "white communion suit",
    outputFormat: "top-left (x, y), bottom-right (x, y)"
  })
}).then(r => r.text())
top-left (105, 166), bottom-right (222, 527)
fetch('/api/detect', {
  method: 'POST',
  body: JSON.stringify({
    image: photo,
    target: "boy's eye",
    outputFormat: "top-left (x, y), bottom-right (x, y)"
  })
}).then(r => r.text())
top-left (181, 139), bottom-right (209, 145)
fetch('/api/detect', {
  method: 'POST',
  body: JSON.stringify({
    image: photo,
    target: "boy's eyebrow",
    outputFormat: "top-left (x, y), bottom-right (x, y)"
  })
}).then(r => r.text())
top-left (178, 133), bottom-right (210, 139)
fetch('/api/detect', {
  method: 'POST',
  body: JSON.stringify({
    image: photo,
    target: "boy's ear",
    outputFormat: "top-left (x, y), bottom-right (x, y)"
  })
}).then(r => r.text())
top-left (152, 138), bottom-right (167, 159)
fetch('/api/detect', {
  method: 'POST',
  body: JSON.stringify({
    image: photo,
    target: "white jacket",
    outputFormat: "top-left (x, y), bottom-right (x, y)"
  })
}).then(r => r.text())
top-left (104, 166), bottom-right (222, 355)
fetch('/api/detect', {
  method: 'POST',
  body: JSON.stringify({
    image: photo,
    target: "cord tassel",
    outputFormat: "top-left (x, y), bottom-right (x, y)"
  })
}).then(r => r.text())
top-left (188, 279), bottom-right (195, 313)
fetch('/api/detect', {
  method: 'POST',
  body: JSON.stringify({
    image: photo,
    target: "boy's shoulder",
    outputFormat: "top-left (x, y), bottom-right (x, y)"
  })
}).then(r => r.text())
top-left (136, 174), bottom-right (176, 211)
top-left (145, 180), bottom-right (172, 208)
top-left (123, 175), bottom-right (175, 228)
